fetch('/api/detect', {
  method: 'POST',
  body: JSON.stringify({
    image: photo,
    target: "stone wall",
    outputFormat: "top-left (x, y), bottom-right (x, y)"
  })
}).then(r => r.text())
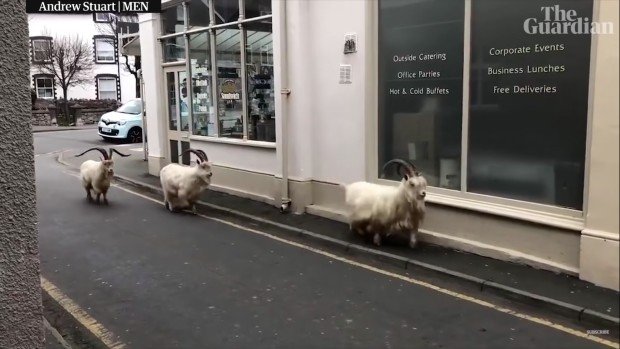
top-left (31, 108), bottom-right (115, 126)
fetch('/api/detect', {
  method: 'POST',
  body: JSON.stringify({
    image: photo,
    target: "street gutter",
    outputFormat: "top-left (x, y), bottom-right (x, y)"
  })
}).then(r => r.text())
top-left (55, 150), bottom-right (620, 331)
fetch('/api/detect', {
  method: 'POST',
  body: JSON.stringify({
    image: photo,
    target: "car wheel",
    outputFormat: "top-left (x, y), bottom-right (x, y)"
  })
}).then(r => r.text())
top-left (127, 127), bottom-right (142, 143)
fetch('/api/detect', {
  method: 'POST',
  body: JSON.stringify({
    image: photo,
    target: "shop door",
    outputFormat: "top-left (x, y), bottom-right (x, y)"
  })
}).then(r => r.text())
top-left (164, 67), bottom-right (190, 165)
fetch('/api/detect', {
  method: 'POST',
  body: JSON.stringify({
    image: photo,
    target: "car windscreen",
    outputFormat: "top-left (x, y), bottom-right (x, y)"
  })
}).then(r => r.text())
top-left (116, 100), bottom-right (142, 115)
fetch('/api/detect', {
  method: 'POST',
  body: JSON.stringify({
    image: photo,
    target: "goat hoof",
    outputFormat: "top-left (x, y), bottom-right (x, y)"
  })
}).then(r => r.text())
top-left (373, 233), bottom-right (382, 246)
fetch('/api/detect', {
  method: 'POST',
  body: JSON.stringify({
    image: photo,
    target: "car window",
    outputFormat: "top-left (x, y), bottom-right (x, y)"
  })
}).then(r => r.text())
top-left (117, 100), bottom-right (142, 115)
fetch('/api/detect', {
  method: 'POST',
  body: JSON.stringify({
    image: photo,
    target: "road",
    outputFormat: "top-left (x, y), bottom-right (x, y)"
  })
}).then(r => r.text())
top-left (34, 130), bottom-right (616, 349)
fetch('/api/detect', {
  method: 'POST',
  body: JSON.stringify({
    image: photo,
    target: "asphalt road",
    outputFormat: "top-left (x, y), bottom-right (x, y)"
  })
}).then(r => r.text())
top-left (34, 130), bottom-right (614, 349)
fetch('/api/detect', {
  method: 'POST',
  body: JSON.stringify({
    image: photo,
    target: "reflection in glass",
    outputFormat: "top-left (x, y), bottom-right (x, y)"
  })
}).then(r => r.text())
top-left (178, 71), bottom-right (189, 132)
top-left (162, 5), bottom-right (184, 35)
top-left (162, 37), bottom-right (185, 62)
top-left (378, 0), bottom-right (464, 190)
top-left (245, 0), bottom-right (272, 18)
top-left (214, 0), bottom-right (239, 24)
top-left (467, 0), bottom-right (592, 210)
top-left (166, 72), bottom-right (177, 131)
top-left (245, 24), bottom-right (275, 142)
top-left (188, 0), bottom-right (210, 29)
top-left (189, 32), bottom-right (215, 136)
top-left (215, 28), bottom-right (243, 139)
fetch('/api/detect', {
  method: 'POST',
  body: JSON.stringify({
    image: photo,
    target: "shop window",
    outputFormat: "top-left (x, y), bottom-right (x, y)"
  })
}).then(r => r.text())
top-left (215, 28), bottom-right (243, 139)
top-left (378, 0), bottom-right (464, 190)
top-left (163, 37), bottom-right (186, 63)
top-left (94, 37), bottom-right (116, 63)
top-left (96, 76), bottom-right (118, 100)
top-left (189, 0), bottom-right (210, 29)
top-left (34, 76), bottom-right (54, 99)
top-left (245, 23), bottom-right (275, 142)
top-left (466, 0), bottom-right (593, 210)
top-left (214, 0), bottom-right (239, 25)
top-left (162, 5), bottom-right (185, 35)
top-left (245, 0), bottom-right (272, 18)
top-left (31, 38), bottom-right (52, 63)
top-left (189, 32), bottom-right (215, 136)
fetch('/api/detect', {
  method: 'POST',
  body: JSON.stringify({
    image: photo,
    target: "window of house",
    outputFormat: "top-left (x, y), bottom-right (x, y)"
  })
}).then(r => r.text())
top-left (94, 13), bottom-right (112, 23)
top-left (94, 38), bottom-right (115, 63)
top-left (35, 76), bottom-right (54, 99)
top-left (377, 0), bottom-right (594, 211)
top-left (97, 76), bottom-right (117, 100)
top-left (31, 38), bottom-right (51, 63)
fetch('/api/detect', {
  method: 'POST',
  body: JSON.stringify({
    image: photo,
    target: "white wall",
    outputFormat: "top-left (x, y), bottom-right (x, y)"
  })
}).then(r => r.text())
top-left (28, 14), bottom-right (136, 103)
top-left (306, 0), bottom-right (368, 185)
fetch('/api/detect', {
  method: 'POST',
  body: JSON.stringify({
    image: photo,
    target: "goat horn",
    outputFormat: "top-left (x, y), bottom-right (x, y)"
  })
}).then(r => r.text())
top-left (404, 159), bottom-right (421, 176)
top-left (380, 159), bottom-right (414, 179)
top-left (108, 148), bottom-right (131, 159)
top-left (180, 149), bottom-right (206, 163)
top-left (196, 149), bottom-right (208, 162)
top-left (75, 147), bottom-right (109, 160)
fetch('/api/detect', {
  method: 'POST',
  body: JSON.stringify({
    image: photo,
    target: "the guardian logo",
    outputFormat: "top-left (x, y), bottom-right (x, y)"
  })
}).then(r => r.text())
top-left (523, 5), bottom-right (613, 35)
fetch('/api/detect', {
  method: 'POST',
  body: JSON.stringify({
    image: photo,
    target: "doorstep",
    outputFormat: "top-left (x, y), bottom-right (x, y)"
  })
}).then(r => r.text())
top-left (56, 150), bottom-right (620, 330)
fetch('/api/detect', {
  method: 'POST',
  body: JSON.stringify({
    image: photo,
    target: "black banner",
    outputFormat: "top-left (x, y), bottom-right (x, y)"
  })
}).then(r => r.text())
top-left (26, 0), bottom-right (162, 14)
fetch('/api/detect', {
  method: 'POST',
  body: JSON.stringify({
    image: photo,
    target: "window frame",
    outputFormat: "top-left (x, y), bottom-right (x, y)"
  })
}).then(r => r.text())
top-left (371, 0), bottom-right (597, 223)
top-left (30, 37), bottom-right (52, 64)
top-left (158, 0), bottom-right (274, 143)
top-left (93, 12), bottom-right (113, 23)
top-left (93, 36), bottom-right (117, 64)
top-left (33, 74), bottom-right (55, 99)
top-left (95, 74), bottom-right (119, 100)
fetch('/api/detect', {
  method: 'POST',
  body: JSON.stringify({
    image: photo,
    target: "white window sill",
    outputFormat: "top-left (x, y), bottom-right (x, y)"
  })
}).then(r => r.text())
top-left (190, 135), bottom-right (276, 149)
top-left (424, 191), bottom-right (585, 231)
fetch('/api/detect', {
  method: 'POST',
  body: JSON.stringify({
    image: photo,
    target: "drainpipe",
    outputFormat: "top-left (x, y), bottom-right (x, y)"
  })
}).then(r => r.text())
top-left (279, 0), bottom-right (291, 213)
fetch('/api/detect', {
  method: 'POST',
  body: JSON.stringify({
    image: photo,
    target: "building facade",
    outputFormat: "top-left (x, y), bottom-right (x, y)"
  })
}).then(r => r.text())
top-left (136, 0), bottom-right (619, 290)
top-left (28, 13), bottom-right (137, 103)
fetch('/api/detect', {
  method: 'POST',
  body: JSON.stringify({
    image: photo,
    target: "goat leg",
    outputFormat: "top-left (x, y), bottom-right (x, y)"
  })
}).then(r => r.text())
top-left (102, 191), bottom-right (109, 205)
top-left (409, 230), bottom-right (418, 249)
top-left (85, 187), bottom-right (93, 201)
top-left (95, 193), bottom-right (101, 204)
top-left (373, 232), bottom-right (382, 246)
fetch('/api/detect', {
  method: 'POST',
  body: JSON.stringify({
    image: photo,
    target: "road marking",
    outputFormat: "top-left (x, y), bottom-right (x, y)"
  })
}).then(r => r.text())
top-left (60, 170), bottom-right (620, 348)
top-left (41, 276), bottom-right (127, 349)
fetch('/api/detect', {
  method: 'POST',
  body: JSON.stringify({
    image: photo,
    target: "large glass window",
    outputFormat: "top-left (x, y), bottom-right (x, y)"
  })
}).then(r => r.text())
top-left (377, 0), bottom-right (593, 211)
top-left (189, 32), bottom-right (215, 136)
top-left (216, 28), bottom-right (243, 139)
top-left (160, 0), bottom-right (275, 142)
top-left (162, 5), bottom-right (184, 35)
top-left (467, 0), bottom-right (593, 210)
top-left (378, 0), bottom-right (465, 189)
top-left (245, 22), bottom-right (274, 141)
top-left (97, 77), bottom-right (117, 100)
top-left (95, 38), bottom-right (115, 63)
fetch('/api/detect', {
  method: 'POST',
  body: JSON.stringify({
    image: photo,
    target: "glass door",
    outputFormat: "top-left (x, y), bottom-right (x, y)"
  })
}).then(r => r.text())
top-left (164, 67), bottom-right (190, 165)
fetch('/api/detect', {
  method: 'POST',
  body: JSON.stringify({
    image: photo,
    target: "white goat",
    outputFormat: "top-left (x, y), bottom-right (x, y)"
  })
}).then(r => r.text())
top-left (75, 147), bottom-right (130, 204)
top-left (159, 149), bottom-right (213, 214)
top-left (344, 159), bottom-right (427, 248)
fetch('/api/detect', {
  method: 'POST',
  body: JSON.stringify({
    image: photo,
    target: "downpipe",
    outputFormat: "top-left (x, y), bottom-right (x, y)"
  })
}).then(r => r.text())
top-left (279, 0), bottom-right (291, 213)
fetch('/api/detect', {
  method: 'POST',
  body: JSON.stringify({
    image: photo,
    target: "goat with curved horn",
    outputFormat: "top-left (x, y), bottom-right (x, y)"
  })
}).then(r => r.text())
top-left (160, 148), bottom-right (213, 214)
top-left (75, 147), bottom-right (125, 204)
top-left (344, 158), bottom-right (428, 249)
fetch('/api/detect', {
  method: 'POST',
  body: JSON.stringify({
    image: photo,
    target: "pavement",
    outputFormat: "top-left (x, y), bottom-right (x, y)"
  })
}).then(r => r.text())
top-left (34, 129), bottom-right (620, 348)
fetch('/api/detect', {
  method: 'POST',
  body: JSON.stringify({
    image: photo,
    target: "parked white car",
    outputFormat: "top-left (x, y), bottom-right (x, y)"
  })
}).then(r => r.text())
top-left (98, 99), bottom-right (144, 143)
